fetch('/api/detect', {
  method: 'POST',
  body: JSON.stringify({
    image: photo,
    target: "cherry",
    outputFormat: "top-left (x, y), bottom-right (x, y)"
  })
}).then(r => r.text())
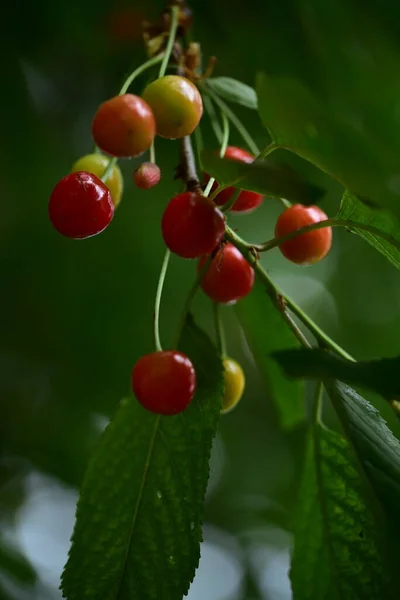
top-left (206, 146), bottom-right (263, 213)
top-left (221, 358), bottom-right (245, 414)
top-left (198, 243), bottom-right (254, 304)
top-left (132, 351), bottom-right (196, 415)
top-left (92, 94), bottom-right (156, 158)
top-left (162, 192), bottom-right (225, 259)
top-left (142, 75), bottom-right (203, 139)
top-left (71, 153), bottom-right (123, 208)
top-left (49, 172), bottom-right (114, 239)
top-left (275, 204), bottom-right (332, 265)
top-left (134, 162), bottom-right (161, 190)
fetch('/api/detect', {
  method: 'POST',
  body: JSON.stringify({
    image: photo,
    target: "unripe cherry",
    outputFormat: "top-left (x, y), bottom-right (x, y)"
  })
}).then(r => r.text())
top-left (162, 192), bottom-right (225, 259)
top-left (206, 146), bottom-right (263, 213)
top-left (49, 172), bottom-right (114, 239)
top-left (275, 204), bottom-right (332, 265)
top-left (71, 153), bottom-right (123, 208)
top-left (132, 351), bottom-right (196, 415)
top-left (134, 162), bottom-right (161, 190)
top-left (221, 358), bottom-right (245, 414)
top-left (92, 94), bottom-right (156, 158)
top-left (142, 75), bottom-right (203, 139)
top-left (198, 243), bottom-right (254, 304)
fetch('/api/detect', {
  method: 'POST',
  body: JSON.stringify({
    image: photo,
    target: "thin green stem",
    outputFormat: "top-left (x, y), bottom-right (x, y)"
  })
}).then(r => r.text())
top-left (100, 157), bottom-right (118, 183)
top-left (119, 53), bottom-right (164, 95)
top-left (254, 217), bottom-right (400, 253)
top-left (154, 250), bottom-right (171, 352)
top-left (203, 112), bottom-right (230, 197)
top-left (158, 6), bottom-right (180, 78)
top-left (220, 188), bottom-right (240, 213)
top-left (149, 142), bottom-right (156, 164)
top-left (225, 226), bottom-right (354, 362)
top-left (213, 302), bottom-right (227, 357)
top-left (255, 142), bottom-right (280, 162)
top-left (203, 95), bottom-right (223, 143)
top-left (204, 87), bottom-right (260, 155)
top-left (312, 381), bottom-right (324, 425)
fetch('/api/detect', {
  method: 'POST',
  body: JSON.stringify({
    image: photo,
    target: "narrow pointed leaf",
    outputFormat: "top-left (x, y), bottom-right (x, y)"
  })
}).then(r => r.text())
top-left (61, 315), bottom-right (224, 600)
top-left (272, 347), bottom-right (400, 401)
top-left (291, 425), bottom-right (392, 599)
top-left (325, 381), bottom-right (400, 524)
top-left (336, 191), bottom-right (400, 270)
top-left (235, 279), bottom-right (305, 430)
top-left (201, 149), bottom-right (324, 204)
top-left (205, 77), bottom-right (258, 110)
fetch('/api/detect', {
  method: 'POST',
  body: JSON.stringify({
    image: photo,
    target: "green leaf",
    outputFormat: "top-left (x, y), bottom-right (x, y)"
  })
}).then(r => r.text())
top-left (235, 278), bottom-right (305, 430)
top-left (256, 73), bottom-right (399, 216)
top-left (61, 315), bottom-right (224, 600)
top-left (291, 425), bottom-right (392, 599)
top-left (201, 149), bottom-right (324, 204)
top-left (205, 77), bottom-right (258, 110)
top-left (0, 540), bottom-right (36, 584)
top-left (336, 191), bottom-right (400, 270)
top-left (272, 347), bottom-right (400, 401)
top-left (324, 381), bottom-right (400, 524)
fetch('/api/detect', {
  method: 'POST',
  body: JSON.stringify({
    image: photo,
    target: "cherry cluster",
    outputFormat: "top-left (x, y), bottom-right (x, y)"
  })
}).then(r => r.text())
top-left (48, 15), bottom-right (332, 418)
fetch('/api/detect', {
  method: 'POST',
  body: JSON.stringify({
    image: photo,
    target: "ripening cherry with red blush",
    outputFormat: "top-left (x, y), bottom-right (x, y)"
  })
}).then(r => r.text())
top-left (162, 192), bottom-right (225, 258)
top-left (92, 94), bottom-right (156, 157)
top-left (198, 243), bottom-right (255, 304)
top-left (132, 351), bottom-right (196, 415)
top-left (205, 146), bottom-right (263, 213)
top-left (275, 204), bottom-right (332, 265)
top-left (49, 172), bottom-right (114, 239)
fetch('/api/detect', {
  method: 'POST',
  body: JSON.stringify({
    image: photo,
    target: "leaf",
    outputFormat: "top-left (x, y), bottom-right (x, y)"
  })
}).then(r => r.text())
top-left (336, 191), bottom-right (400, 270)
top-left (324, 381), bottom-right (400, 524)
top-left (201, 149), bottom-right (324, 204)
top-left (204, 77), bottom-right (258, 110)
top-left (61, 315), bottom-right (224, 600)
top-left (272, 347), bottom-right (400, 401)
top-left (291, 425), bottom-right (392, 599)
top-left (235, 278), bottom-right (305, 430)
top-left (0, 540), bottom-right (36, 584)
top-left (256, 73), bottom-right (400, 216)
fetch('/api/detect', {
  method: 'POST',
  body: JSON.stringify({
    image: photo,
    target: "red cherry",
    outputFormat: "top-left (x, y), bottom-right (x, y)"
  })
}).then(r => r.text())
top-left (275, 204), bottom-right (332, 265)
top-left (205, 146), bottom-right (263, 213)
top-left (92, 94), bottom-right (156, 158)
top-left (49, 172), bottom-right (114, 239)
top-left (132, 351), bottom-right (196, 415)
top-left (198, 243), bottom-right (255, 304)
top-left (161, 192), bottom-right (225, 259)
top-left (134, 162), bottom-right (161, 189)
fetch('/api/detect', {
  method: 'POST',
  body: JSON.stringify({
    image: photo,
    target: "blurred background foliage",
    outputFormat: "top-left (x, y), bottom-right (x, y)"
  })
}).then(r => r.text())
top-left (2, 0), bottom-right (400, 598)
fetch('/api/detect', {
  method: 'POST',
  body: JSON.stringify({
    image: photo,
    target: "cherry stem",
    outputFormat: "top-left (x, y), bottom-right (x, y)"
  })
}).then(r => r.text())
top-left (154, 249), bottom-right (171, 352)
top-left (225, 225), bottom-right (354, 361)
top-left (150, 142), bottom-right (156, 164)
top-left (203, 112), bottom-right (230, 197)
top-left (158, 5), bottom-right (180, 78)
top-left (255, 217), bottom-right (400, 253)
top-left (100, 157), bottom-right (118, 184)
top-left (203, 95), bottom-right (223, 144)
top-left (203, 87), bottom-right (260, 155)
top-left (312, 381), bottom-right (324, 425)
top-left (213, 302), bottom-right (227, 357)
top-left (220, 188), bottom-right (240, 213)
top-left (119, 53), bottom-right (164, 96)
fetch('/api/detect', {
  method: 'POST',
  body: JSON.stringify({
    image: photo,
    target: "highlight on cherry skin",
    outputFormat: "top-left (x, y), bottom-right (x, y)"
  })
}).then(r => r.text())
top-left (198, 243), bottom-right (255, 304)
top-left (205, 146), bottom-right (263, 213)
top-left (142, 75), bottom-right (203, 139)
top-left (92, 94), bottom-right (156, 158)
top-left (221, 358), bottom-right (245, 414)
top-left (134, 162), bottom-right (161, 190)
top-left (132, 351), bottom-right (196, 415)
top-left (162, 192), bottom-right (226, 259)
top-left (48, 172), bottom-right (114, 239)
top-left (275, 203), bottom-right (332, 265)
top-left (71, 153), bottom-right (124, 208)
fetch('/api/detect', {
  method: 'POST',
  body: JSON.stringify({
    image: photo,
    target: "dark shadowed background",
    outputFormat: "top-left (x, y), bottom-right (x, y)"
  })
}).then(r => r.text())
top-left (2, 0), bottom-right (400, 598)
